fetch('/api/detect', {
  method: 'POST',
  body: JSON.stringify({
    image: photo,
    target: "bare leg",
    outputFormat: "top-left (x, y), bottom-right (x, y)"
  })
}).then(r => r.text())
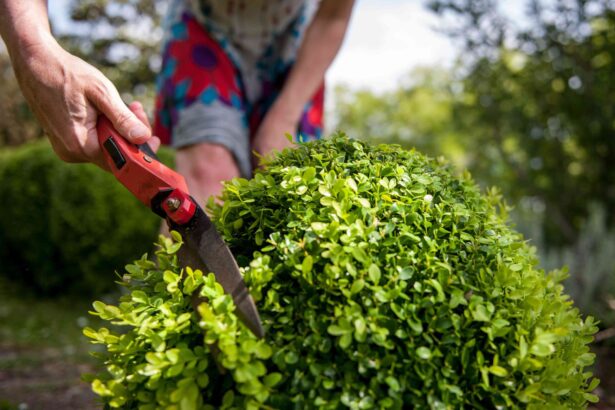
top-left (176, 142), bottom-right (240, 206)
top-left (159, 142), bottom-right (240, 237)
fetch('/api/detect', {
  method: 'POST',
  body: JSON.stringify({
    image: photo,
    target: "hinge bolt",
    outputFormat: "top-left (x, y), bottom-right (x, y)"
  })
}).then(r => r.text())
top-left (166, 197), bottom-right (181, 211)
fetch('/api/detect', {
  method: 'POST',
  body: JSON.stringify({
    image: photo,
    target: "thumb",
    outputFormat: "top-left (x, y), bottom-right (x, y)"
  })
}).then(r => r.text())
top-left (87, 79), bottom-right (151, 144)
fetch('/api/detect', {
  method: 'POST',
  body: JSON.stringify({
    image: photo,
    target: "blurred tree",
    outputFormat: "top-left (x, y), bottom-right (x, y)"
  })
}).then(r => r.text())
top-left (57, 0), bottom-right (165, 111)
top-left (334, 68), bottom-right (468, 168)
top-left (0, 0), bottom-right (164, 148)
top-left (427, 0), bottom-right (615, 247)
top-left (333, 1), bottom-right (615, 327)
top-left (0, 51), bottom-right (43, 146)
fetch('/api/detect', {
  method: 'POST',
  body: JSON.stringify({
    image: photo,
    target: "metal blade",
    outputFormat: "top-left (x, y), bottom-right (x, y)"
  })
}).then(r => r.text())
top-left (172, 206), bottom-right (264, 338)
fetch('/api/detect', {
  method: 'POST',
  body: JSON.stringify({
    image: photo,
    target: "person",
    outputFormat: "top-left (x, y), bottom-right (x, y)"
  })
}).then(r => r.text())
top-left (0, 0), bottom-right (354, 206)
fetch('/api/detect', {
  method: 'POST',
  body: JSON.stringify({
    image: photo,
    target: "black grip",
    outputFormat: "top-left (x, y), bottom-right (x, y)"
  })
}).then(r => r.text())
top-left (103, 137), bottom-right (126, 170)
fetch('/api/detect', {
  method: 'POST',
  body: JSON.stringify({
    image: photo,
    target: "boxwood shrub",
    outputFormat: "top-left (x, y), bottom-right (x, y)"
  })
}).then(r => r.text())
top-left (85, 136), bottom-right (598, 409)
top-left (0, 140), bottom-right (173, 295)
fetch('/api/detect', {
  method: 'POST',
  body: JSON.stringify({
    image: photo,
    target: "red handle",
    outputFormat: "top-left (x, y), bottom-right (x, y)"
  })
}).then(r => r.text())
top-left (97, 115), bottom-right (195, 225)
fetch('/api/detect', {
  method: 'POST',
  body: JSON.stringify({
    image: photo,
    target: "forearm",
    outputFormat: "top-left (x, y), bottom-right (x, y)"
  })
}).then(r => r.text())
top-left (0, 0), bottom-right (152, 167)
top-left (0, 0), bottom-right (55, 61)
top-left (271, 0), bottom-right (354, 121)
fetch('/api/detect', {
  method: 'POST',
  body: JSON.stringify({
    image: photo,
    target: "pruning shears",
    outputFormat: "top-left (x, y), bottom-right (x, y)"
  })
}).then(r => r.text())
top-left (96, 115), bottom-right (264, 338)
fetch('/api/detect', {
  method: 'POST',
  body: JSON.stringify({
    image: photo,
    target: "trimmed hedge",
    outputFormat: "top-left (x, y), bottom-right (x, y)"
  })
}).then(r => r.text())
top-left (0, 140), bottom-right (173, 296)
top-left (86, 136), bottom-right (598, 409)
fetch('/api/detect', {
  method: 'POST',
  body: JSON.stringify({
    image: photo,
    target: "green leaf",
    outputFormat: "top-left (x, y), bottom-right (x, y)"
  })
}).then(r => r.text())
top-left (92, 301), bottom-right (106, 314)
top-left (221, 391), bottom-right (235, 408)
top-left (303, 167), bottom-right (316, 181)
top-left (583, 393), bottom-right (600, 403)
top-left (368, 264), bottom-right (381, 284)
top-left (530, 342), bottom-right (555, 357)
top-left (357, 197), bottom-right (371, 208)
top-left (339, 333), bottom-right (352, 348)
top-left (131, 290), bottom-right (148, 304)
top-left (264, 373), bottom-right (283, 388)
top-left (346, 177), bottom-right (358, 193)
top-left (416, 347), bottom-right (432, 360)
top-left (92, 379), bottom-right (112, 396)
top-left (471, 304), bottom-right (491, 322)
top-left (488, 365), bottom-right (508, 377)
top-left (150, 334), bottom-right (166, 352)
top-left (166, 363), bottom-right (185, 378)
top-left (302, 255), bottom-right (314, 275)
top-left (385, 376), bottom-right (401, 392)
top-left (319, 185), bottom-right (332, 197)
top-left (311, 222), bottom-right (328, 232)
top-left (327, 325), bottom-right (348, 336)
top-left (351, 247), bottom-right (369, 265)
top-left (350, 279), bottom-right (365, 294)
top-left (284, 351), bottom-right (299, 364)
top-left (255, 343), bottom-right (273, 359)
top-left (163, 270), bottom-right (179, 284)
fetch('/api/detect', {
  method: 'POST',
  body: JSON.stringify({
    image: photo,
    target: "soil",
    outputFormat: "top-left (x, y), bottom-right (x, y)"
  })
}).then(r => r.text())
top-left (593, 345), bottom-right (615, 410)
top-left (0, 344), bottom-right (99, 410)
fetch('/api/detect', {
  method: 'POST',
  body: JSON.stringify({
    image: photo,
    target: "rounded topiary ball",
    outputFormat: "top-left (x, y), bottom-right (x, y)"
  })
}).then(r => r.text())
top-left (86, 136), bottom-right (598, 409)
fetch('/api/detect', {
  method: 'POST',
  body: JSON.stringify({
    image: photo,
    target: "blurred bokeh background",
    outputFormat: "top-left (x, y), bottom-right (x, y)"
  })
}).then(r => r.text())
top-left (0, 0), bottom-right (613, 408)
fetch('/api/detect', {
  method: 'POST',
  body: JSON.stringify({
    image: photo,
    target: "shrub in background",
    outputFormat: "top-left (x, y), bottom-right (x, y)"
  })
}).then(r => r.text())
top-left (0, 140), bottom-right (173, 296)
top-left (515, 203), bottom-right (615, 328)
top-left (86, 136), bottom-right (598, 409)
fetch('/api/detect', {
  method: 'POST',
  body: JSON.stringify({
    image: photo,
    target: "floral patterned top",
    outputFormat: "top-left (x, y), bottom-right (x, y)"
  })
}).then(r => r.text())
top-left (163, 0), bottom-right (319, 101)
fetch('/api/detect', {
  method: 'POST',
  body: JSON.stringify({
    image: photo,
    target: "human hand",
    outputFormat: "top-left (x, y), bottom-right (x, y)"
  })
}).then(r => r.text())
top-left (251, 109), bottom-right (297, 168)
top-left (126, 101), bottom-right (161, 154)
top-left (11, 38), bottom-right (156, 169)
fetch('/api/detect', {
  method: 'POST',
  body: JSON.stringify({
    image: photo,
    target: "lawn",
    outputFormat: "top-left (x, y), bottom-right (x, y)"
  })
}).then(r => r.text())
top-left (0, 278), bottom-right (105, 410)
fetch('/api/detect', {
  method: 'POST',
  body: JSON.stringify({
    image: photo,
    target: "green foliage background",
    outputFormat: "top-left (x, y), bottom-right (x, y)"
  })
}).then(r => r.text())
top-left (333, 0), bottom-right (615, 328)
top-left (0, 52), bottom-right (43, 146)
top-left (0, 141), bottom-right (172, 295)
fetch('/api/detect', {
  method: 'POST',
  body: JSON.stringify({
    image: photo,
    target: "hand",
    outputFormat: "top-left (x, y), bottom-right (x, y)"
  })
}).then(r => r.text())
top-left (251, 110), bottom-right (297, 168)
top-left (127, 101), bottom-right (161, 153)
top-left (11, 38), bottom-right (156, 169)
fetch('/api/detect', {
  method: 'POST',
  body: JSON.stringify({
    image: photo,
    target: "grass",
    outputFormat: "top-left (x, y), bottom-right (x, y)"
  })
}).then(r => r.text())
top-left (0, 277), bottom-right (111, 409)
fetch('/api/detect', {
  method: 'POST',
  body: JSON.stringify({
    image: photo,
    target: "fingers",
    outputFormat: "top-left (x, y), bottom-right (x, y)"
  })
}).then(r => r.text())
top-left (128, 101), bottom-right (152, 129)
top-left (15, 43), bottom-right (153, 169)
top-left (86, 79), bottom-right (151, 144)
top-left (148, 136), bottom-right (161, 153)
top-left (128, 101), bottom-right (161, 153)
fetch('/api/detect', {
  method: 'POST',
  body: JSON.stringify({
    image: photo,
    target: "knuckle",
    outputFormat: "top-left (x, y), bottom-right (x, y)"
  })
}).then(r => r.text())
top-left (114, 111), bottom-right (134, 128)
top-left (88, 79), bottom-right (109, 101)
top-left (88, 78), bottom-right (120, 111)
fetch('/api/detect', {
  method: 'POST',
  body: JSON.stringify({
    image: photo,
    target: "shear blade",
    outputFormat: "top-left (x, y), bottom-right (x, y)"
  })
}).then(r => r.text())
top-left (173, 207), bottom-right (264, 338)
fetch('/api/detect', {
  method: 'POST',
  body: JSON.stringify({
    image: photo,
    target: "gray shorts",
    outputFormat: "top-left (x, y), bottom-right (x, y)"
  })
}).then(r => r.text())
top-left (172, 101), bottom-right (252, 177)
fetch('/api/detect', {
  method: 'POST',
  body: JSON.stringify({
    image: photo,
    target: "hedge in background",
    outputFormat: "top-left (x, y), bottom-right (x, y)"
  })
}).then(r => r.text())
top-left (0, 141), bottom-right (173, 296)
top-left (86, 136), bottom-right (598, 409)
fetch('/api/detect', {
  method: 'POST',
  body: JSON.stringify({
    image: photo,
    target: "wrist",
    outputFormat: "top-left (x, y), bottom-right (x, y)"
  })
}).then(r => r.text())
top-left (268, 94), bottom-right (304, 124)
top-left (6, 34), bottom-right (63, 86)
top-left (0, 1), bottom-right (55, 63)
top-left (7, 30), bottom-right (57, 62)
